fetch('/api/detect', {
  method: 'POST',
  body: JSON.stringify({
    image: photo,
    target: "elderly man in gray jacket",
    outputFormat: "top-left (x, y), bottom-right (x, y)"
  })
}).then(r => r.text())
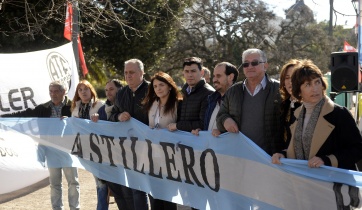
top-left (216, 48), bottom-right (282, 155)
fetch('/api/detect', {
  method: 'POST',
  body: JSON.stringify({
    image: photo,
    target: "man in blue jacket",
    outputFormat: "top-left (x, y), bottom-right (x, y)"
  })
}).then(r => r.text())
top-left (191, 62), bottom-right (239, 136)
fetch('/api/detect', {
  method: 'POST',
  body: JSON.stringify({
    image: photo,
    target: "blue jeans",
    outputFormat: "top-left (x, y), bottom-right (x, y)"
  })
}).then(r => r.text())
top-left (94, 175), bottom-right (109, 210)
top-left (49, 167), bottom-right (80, 210)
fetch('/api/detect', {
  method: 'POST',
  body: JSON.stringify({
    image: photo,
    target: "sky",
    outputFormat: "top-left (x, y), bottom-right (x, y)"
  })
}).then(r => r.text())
top-left (268, 0), bottom-right (358, 28)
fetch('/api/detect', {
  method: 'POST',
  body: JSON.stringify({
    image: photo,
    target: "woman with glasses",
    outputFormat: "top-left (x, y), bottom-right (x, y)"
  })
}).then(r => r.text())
top-left (272, 59), bottom-right (362, 170)
top-left (141, 71), bottom-right (182, 210)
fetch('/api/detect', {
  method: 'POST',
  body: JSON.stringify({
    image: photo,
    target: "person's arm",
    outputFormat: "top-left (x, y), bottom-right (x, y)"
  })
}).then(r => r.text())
top-left (216, 90), bottom-right (233, 133)
top-left (324, 107), bottom-right (362, 169)
top-left (96, 105), bottom-right (107, 121)
top-left (109, 89), bottom-right (125, 122)
top-left (271, 153), bottom-right (285, 165)
top-left (2, 107), bottom-right (38, 117)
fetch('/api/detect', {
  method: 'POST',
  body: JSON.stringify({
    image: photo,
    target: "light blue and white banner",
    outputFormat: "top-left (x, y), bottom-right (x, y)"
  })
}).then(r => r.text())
top-left (0, 117), bottom-right (362, 210)
top-left (0, 43), bottom-right (79, 195)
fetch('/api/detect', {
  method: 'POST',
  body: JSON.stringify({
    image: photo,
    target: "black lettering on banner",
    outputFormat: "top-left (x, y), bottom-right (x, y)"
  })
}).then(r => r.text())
top-left (146, 139), bottom-right (162, 179)
top-left (0, 87), bottom-right (36, 112)
top-left (0, 147), bottom-right (18, 157)
top-left (130, 137), bottom-right (145, 174)
top-left (100, 134), bottom-right (116, 167)
top-left (89, 133), bottom-right (102, 163)
top-left (178, 144), bottom-right (204, 188)
top-left (71, 132), bottom-right (83, 158)
top-left (5, 148), bottom-right (13, 157)
top-left (0, 147), bottom-right (5, 157)
top-left (20, 87), bottom-right (36, 109)
top-left (0, 96), bottom-right (10, 112)
top-left (159, 142), bottom-right (181, 182)
top-left (333, 182), bottom-right (360, 209)
top-left (119, 137), bottom-right (129, 169)
top-left (8, 89), bottom-right (22, 111)
top-left (200, 149), bottom-right (220, 192)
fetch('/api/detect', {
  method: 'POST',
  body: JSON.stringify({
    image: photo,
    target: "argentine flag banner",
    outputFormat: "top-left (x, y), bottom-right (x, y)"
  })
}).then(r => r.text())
top-left (0, 117), bottom-right (362, 210)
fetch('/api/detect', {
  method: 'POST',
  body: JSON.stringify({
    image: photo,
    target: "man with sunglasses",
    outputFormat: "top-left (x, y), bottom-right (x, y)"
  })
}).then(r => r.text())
top-left (216, 48), bottom-right (283, 156)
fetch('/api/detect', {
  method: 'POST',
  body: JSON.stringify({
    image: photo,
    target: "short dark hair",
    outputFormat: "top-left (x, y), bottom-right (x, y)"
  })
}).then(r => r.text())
top-left (106, 79), bottom-right (123, 89)
top-left (183, 57), bottom-right (203, 71)
top-left (215, 62), bottom-right (239, 83)
top-left (291, 59), bottom-right (328, 101)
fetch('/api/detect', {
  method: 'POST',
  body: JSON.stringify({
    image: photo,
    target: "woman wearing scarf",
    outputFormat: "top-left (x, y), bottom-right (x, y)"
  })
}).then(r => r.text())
top-left (71, 80), bottom-right (105, 209)
top-left (272, 59), bottom-right (362, 170)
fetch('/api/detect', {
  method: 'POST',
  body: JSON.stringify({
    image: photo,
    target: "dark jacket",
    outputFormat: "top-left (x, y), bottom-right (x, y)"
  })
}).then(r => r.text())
top-left (287, 96), bottom-right (362, 170)
top-left (216, 74), bottom-right (282, 155)
top-left (204, 91), bottom-right (222, 130)
top-left (1, 96), bottom-right (72, 118)
top-left (98, 99), bottom-right (112, 121)
top-left (177, 79), bottom-right (215, 132)
top-left (280, 98), bottom-right (301, 149)
top-left (109, 80), bottom-right (149, 125)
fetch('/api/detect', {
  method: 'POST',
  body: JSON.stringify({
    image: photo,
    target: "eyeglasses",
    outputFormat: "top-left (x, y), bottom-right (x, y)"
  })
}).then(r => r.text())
top-left (242, 61), bottom-right (266, 68)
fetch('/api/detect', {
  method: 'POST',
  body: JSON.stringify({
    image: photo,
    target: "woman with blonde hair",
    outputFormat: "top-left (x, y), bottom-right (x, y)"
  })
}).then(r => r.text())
top-left (71, 80), bottom-right (103, 119)
top-left (71, 80), bottom-right (105, 209)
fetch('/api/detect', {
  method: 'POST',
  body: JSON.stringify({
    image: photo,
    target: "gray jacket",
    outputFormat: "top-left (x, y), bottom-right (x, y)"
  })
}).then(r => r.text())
top-left (216, 74), bottom-right (282, 155)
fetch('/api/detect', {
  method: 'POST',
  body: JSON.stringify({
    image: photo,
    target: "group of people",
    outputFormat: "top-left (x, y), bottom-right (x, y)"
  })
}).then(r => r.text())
top-left (3, 47), bottom-right (362, 210)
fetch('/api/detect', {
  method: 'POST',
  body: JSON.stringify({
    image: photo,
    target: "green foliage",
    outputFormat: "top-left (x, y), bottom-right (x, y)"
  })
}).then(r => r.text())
top-left (158, 0), bottom-right (277, 82)
top-left (0, 0), bottom-right (67, 52)
top-left (82, 0), bottom-right (190, 83)
top-left (0, 0), bottom-right (190, 85)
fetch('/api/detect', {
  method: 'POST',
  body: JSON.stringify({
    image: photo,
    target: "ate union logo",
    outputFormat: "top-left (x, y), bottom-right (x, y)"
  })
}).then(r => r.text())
top-left (46, 52), bottom-right (72, 91)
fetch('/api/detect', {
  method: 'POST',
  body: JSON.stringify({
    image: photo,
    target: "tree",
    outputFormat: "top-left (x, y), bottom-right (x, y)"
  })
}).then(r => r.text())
top-left (157, 0), bottom-right (277, 81)
top-left (0, 0), bottom-right (190, 83)
top-left (83, 0), bottom-right (190, 80)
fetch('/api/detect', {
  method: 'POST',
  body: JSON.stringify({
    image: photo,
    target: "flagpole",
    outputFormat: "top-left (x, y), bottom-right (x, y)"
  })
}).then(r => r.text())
top-left (357, 0), bottom-right (362, 123)
top-left (72, 0), bottom-right (80, 78)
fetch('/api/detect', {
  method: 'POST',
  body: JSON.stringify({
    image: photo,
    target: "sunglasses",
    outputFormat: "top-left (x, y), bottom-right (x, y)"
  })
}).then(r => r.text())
top-left (242, 61), bottom-right (265, 68)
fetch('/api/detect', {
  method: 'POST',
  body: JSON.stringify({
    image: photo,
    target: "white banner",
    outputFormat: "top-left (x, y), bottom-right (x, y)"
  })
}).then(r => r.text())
top-left (0, 42), bottom-right (79, 115)
top-left (0, 43), bottom-right (79, 194)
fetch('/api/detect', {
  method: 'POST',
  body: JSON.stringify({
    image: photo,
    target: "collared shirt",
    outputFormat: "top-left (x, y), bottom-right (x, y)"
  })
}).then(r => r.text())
top-left (186, 86), bottom-right (193, 95)
top-left (243, 75), bottom-right (267, 96)
top-left (130, 81), bottom-right (144, 96)
top-left (49, 98), bottom-right (66, 118)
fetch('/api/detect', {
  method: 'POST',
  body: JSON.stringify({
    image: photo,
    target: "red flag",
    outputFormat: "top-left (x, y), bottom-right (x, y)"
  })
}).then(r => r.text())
top-left (64, 2), bottom-right (72, 41)
top-left (64, 2), bottom-right (88, 77)
top-left (343, 41), bottom-right (357, 52)
top-left (78, 37), bottom-right (89, 77)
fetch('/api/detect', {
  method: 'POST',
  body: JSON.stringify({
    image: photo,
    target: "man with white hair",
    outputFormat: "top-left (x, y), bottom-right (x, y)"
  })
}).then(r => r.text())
top-left (109, 58), bottom-right (151, 210)
top-left (216, 49), bottom-right (283, 156)
top-left (2, 81), bottom-right (80, 210)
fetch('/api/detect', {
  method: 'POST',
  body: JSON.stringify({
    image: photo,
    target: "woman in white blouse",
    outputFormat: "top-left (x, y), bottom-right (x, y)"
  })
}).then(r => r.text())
top-left (142, 72), bottom-right (182, 129)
